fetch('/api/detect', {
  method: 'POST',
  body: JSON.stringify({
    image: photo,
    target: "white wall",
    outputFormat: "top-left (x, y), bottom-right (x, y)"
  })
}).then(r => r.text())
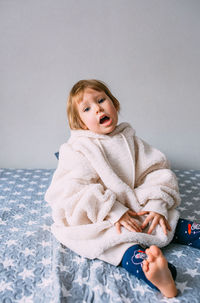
top-left (0, 0), bottom-right (200, 169)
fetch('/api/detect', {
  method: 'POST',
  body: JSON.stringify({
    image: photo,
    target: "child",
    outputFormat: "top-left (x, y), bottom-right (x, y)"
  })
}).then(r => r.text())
top-left (45, 79), bottom-right (200, 298)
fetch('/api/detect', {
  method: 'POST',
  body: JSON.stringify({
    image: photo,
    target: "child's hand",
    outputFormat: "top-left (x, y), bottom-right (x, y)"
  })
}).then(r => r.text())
top-left (115, 210), bottom-right (142, 234)
top-left (137, 211), bottom-right (171, 235)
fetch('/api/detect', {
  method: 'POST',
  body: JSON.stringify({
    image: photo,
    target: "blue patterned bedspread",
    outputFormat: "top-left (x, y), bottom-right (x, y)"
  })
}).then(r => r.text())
top-left (0, 168), bottom-right (200, 303)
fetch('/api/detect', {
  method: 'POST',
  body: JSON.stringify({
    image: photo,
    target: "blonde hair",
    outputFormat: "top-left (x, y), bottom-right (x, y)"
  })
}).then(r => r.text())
top-left (67, 79), bottom-right (120, 130)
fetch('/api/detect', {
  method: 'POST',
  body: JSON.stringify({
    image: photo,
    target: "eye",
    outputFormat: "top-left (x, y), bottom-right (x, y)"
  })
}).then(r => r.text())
top-left (83, 107), bottom-right (90, 112)
top-left (98, 98), bottom-right (105, 104)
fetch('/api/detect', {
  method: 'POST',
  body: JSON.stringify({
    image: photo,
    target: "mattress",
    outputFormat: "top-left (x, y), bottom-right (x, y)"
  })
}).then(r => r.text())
top-left (0, 168), bottom-right (200, 302)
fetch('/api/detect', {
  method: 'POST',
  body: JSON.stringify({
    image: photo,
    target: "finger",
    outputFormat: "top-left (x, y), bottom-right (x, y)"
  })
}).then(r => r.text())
top-left (147, 217), bottom-right (159, 234)
top-left (137, 211), bottom-right (149, 216)
top-left (115, 222), bottom-right (121, 234)
top-left (127, 217), bottom-right (143, 232)
top-left (124, 220), bottom-right (141, 232)
top-left (160, 218), bottom-right (167, 235)
top-left (165, 219), bottom-right (172, 231)
top-left (122, 221), bottom-right (139, 233)
top-left (129, 220), bottom-right (142, 232)
top-left (127, 210), bottom-right (138, 217)
top-left (141, 215), bottom-right (153, 229)
top-left (121, 213), bottom-right (142, 232)
top-left (120, 214), bottom-right (143, 232)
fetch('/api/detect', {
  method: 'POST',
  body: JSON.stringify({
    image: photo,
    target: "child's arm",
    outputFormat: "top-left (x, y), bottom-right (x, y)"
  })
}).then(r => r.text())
top-left (45, 143), bottom-right (129, 230)
top-left (133, 135), bottom-right (181, 232)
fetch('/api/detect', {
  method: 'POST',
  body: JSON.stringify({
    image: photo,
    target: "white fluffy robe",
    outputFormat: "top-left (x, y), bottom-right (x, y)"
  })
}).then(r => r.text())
top-left (45, 123), bottom-right (181, 265)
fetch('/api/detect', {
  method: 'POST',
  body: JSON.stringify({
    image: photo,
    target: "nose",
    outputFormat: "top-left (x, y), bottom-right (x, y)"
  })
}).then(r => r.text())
top-left (95, 103), bottom-right (103, 114)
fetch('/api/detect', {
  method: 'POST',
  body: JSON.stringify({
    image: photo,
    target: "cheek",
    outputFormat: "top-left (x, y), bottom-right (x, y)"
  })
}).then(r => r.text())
top-left (110, 105), bottom-right (118, 120)
top-left (81, 114), bottom-right (96, 128)
top-left (87, 116), bottom-right (97, 127)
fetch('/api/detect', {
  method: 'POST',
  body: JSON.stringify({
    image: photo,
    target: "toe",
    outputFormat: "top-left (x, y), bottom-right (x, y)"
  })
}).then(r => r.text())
top-left (145, 248), bottom-right (154, 263)
top-left (147, 254), bottom-right (154, 263)
top-left (142, 259), bottom-right (149, 272)
top-left (149, 245), bottom-right (161, 258)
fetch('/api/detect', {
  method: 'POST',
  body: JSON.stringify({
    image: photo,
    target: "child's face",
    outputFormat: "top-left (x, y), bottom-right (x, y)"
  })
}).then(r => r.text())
top-left (76, 88), bottom-right (118, 134)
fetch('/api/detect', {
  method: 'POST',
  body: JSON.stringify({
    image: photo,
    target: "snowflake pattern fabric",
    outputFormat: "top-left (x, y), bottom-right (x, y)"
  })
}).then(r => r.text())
top-left (0, 169), bottom-right (200, 302)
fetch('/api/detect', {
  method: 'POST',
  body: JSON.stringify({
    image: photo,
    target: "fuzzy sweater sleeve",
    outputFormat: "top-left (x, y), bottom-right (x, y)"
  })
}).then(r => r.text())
top-left (133, 136), bottom-right (181, 219)
top-left (45, 143), bottom-right (128, 227)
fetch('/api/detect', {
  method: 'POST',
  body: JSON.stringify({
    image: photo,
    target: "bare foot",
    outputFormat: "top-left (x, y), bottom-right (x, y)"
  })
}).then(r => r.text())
top-left (142, 245), bottom-right (178, 298)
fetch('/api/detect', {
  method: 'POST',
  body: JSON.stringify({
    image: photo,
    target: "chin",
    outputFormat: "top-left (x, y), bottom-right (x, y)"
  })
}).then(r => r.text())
top-left (104, 126), bottom-right (116, 134)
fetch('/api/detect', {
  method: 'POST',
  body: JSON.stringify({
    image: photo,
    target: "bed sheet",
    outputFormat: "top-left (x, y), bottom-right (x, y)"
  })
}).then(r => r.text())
top-left (0, 168), bottom-right (200, 303)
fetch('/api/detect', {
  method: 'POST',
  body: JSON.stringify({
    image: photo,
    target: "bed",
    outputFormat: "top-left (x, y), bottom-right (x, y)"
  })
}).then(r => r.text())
top-left (0, 168), bottom-right (200, 303)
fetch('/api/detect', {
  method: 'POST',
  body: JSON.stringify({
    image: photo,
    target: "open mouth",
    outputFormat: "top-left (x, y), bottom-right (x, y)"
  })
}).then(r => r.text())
top-left (100, 115), bottom-right (110, 124)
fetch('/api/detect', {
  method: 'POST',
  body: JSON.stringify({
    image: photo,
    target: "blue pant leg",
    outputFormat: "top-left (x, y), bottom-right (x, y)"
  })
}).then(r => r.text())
top-left (173, 218), bottom-right (200, 249)
top-left (120, 245), bottom-right (177, 290)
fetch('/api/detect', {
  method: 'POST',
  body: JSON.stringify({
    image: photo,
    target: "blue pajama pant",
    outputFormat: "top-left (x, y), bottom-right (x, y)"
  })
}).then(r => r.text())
top-left (120, 218), bottom-right (200, 290)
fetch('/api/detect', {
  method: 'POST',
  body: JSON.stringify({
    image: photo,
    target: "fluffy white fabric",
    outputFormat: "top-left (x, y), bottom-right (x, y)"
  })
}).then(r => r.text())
top-left (45, 123), bottom-right (180, 265)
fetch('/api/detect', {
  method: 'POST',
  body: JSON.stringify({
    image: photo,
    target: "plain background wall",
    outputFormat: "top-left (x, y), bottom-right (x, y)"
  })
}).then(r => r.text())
top-left (0, 0), bottom-right (200, 169)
